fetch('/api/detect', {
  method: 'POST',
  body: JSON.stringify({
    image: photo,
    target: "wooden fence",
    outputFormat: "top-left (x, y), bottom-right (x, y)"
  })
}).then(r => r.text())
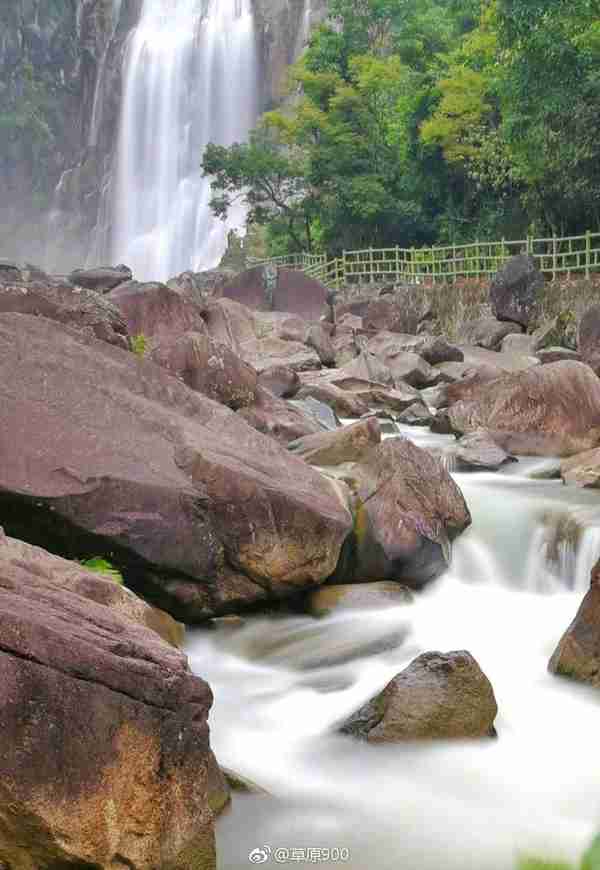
top-left (249, 231), bottom-right (600, 290)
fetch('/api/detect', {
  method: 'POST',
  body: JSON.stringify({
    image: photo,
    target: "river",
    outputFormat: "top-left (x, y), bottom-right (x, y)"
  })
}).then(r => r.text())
top-left (187, 425), bottom-right (600, 869)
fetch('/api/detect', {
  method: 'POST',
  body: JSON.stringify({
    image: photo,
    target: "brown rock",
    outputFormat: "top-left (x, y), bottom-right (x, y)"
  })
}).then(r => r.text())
top-left (307, 581), bottom-right (413, 616)
top-left (238, 386), bottom-right (324, 444)
top-left (549, 559), bottom-right (600, 686)
top-left (203, 298), bottom-right (257, 354)
top-left (396, 401), bottom-right (434, 427)
top-left (561, 447), bottom-right (600, 488)
top-left (341, 650), bottom-right (497, 742)
top-left (363, 297), bottom-right (420, 334)
top-left (447, 429), bottom-right (516, 471)
top-left (578, 305), bottom-right (600, 375)
top-left (108, 281), bottom-right (207, 349)
top-left (287, 418), bottom-right (381, 466)
top-left (490, 253), bottom-right (544, 328)
top-left (221, 267), bottom-right (328, 321)
top-left (295, 382), bottom-right (370, 418)
top-left (339, 350), bottom-right (394, 386)
top-left (0, 314), bottom-right (353, 621)
top-left (448, 361), bottom-right (600, 456)
top-left (0, 277), bottom-right (129, 349)
top-left (258, 364), bottom-right (301, 398)
top-left (537, 347), bottom-right (581, 365)
top-left (348, 438), bottom-right (471, 585)
top-left (0, 532), bottom-right (215, 869)
top-left (241, 336), bottom-right (321, 374)
top-left (458, 317), bottom-right (522, 350)
top-left (152, 331), bottom-right (258, 410)
top-left (307, 322), bottom-right (336, 366)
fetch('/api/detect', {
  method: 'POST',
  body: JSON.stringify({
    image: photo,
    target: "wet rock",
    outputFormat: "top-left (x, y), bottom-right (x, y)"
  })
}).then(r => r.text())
top-left (549, 559), bottom-right (600, 686)
top-left (289, 397), bottom-right (340, 431)
top-left (0, 314), bottom-right (353, 621)
top-left (578, 305), bottom-right (600, 375)
top-left (295, 382), bottom-right (370, 418)
top-left (207, 751), bottom-right (231, 816)
top-left (458, 317), bottom-right (522, 350)
top-left (561, 448), bottom-right (600, 488)
top-left (152, 331), bottom-right (258, 410)
top-left (306, 582), bottom-right (413, 617)
top-left (287, 417), bottom-right (381, 467)
top-left (237, 386), bottom-right (323, 444)
top-left (68, 264), bottom-right (132, 293)
top-left (447, 429), bottom-right (516, 471)
top-left (490, 253), bottom-right (544, 328)
top-left (258, 364), bottom-right (301, 398)
top-left (341, 650), bottom-right (497, 741)
top-left (0, 276), bottom-right (129, 349)
top-left (447, 361), bottom-right (600, 456)
top-left (348, 438), bottom-right (471, 585)
top-left (108, 280), bottom-right (207, 349)
top-left (0, 529), bottom-right (216, 869)
top-left (396, 402), bottom-right (434, 427)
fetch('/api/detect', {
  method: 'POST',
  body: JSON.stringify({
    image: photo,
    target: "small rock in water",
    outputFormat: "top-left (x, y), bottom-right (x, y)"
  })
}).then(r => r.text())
top-left (341, 650), bottom-right (498, 742)
top-left (447, 429), bottom-right (517, 471)
top-left (306, 582), bottom-right (413, 617)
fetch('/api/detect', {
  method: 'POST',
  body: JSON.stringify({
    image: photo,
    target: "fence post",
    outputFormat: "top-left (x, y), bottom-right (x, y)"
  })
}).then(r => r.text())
top-left (395, 245), bottom-right (400, 282)
top-left (369, 247), bottom-right (374, 284)
top-left (552, 234), bottom-right (557, 281)
top-left (586, 231), bottom-right (591, 279)
top-left (475, 240), bottom-right (480, 278)
top-left (411, 247), bottom-right (416, 283)
top-left (342, 250), bottom-right (347, 286)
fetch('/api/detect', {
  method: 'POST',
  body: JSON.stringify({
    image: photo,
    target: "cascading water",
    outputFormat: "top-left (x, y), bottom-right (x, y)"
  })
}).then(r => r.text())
top-left (186, 426), bottom-right (600, 869)
top-left (111, 0), bottom-right (259, 282)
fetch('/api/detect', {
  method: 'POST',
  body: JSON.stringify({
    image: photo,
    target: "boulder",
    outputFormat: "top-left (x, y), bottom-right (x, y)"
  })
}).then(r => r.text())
top-left (203, 298), bottom-right (256, 354)
top-left (257, 364), bottom-right (301, 398)
top-left (332, 329), bottom-right (360, 367)
top-left (237, 386), bottom-right (324, 444)
top-left (0, 276), bottom-right (129, 349)
top-left (295, 382), bottom-right (370, 418)
top-left (287, 417), bottom-right (381, 466)
top-left (68, 264), bottom-right (132, 293)
top-left (240, 336), bottom-right (321, 374)
top-left (166, 268), bottom-right (234, 305)
top-left (458, 316), bottom-right (522, 350)
top-left (0, 532), bottom-right (184, 649)
top-left (366, 334), bottom-right (444, 388)
top-left (447, 361), bottom-right (600, 456)
top-left (500, 332), bottom-right (537, 355)
top-left (0, 527), bottom-right (215, 870)
top-left (340, 349), bottom-right (394, 386)
top-left (549, 559), bottom-right (600, 686)
top-left (306, 322), bottom-right (336, 366)
top-left (578, 304), bottom-right (600, 375)
top-left (369, 332), bottom-right (463, 365)
top-left (307, 581), bottom-right (413, 617)
top-left (537, 347), bottom-right (581, 365)
top-left (396, 401), bottom-right (434, 427)
top-left (447, 429), bottom-right (516, 471)
top-left (347, 438), bottom-right (471, 585)
top-left (221, 266), bottom-right (328, 321)
top-left (0, 314), bottom-right (353, 621)
top-left (152, 332), bottom-right (258, 410)
top-left (289, 396), bottom-right (340, 431)
top-left (532, 312), bottom-right (577, 352)
top-left (362, 297), bottom-right (421, 334)
top-left (489, 253), bottom-right (544, 328)
top-left (108, 281), bottom-right (207, 349)
top-left (561, 448), bottom-right (600, 488)
top-left (341, 650), bottom-right (497, 741)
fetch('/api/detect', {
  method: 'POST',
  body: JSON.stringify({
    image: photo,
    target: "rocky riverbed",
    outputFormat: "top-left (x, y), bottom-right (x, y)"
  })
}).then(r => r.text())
top-left (3, 253), bottom-right (600, 868)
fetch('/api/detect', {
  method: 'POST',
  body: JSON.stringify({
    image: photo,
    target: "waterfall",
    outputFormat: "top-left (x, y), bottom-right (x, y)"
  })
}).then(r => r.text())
top-left (111, 0), bottom-right (259, 282)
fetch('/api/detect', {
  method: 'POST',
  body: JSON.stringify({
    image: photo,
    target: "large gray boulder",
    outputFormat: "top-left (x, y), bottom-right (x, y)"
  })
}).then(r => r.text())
top-left (489, 253), bottom-right (544, 328)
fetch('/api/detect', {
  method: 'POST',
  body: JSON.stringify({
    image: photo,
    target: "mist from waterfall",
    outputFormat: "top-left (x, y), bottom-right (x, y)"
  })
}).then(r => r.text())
top-left (111, 0), bottom-right (259, 282)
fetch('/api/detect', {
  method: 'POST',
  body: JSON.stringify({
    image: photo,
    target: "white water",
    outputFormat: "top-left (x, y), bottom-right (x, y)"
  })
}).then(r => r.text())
top-left (111, 0), bottom-right (259, 282)
top-left (187, 428), bottom-right (600, 870)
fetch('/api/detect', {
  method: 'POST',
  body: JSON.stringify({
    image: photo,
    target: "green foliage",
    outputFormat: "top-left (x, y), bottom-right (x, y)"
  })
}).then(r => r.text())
top-left (517, 833), bottom-right (600, 870)
top-left (80, 557), bottom-right (124, 585)
top-left (202, 0), bottom-right (600, 256)
top-left (131, 334), bottom-right (149, 358)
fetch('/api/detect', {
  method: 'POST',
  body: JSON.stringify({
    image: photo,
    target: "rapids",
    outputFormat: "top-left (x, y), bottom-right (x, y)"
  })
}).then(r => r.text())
top-left (187, 425), bottom-right (600, 869)
top-left (111, 0), bottom-right (259, 282)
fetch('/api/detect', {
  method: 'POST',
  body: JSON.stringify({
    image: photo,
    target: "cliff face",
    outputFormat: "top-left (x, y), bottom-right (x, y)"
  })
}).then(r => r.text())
top-left (0, 0), bottom-right (326, 271)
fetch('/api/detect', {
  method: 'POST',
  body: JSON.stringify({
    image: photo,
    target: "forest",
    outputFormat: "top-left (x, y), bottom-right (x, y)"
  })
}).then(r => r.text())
top-left (203, 0), bottom-right (600, 256)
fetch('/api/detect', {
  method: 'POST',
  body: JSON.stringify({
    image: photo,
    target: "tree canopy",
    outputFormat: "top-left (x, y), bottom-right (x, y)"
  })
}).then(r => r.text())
top-left (202, 0), bottom-right (600, 256)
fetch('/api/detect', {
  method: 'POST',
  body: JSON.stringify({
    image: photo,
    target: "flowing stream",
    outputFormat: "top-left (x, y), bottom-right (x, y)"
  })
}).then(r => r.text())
top-left (111, 0), bottom-right (259, 282)
top-left (187, 425), bottom-right (600, 869)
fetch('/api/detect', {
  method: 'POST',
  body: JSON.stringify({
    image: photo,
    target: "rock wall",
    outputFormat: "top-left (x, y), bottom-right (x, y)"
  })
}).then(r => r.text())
top-left (0, 0), bottom-right (327, 273)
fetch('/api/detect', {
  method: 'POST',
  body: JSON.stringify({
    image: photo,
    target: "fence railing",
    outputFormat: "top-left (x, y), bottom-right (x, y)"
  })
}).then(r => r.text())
top-left (249, 231), bottom-right (600, 290)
